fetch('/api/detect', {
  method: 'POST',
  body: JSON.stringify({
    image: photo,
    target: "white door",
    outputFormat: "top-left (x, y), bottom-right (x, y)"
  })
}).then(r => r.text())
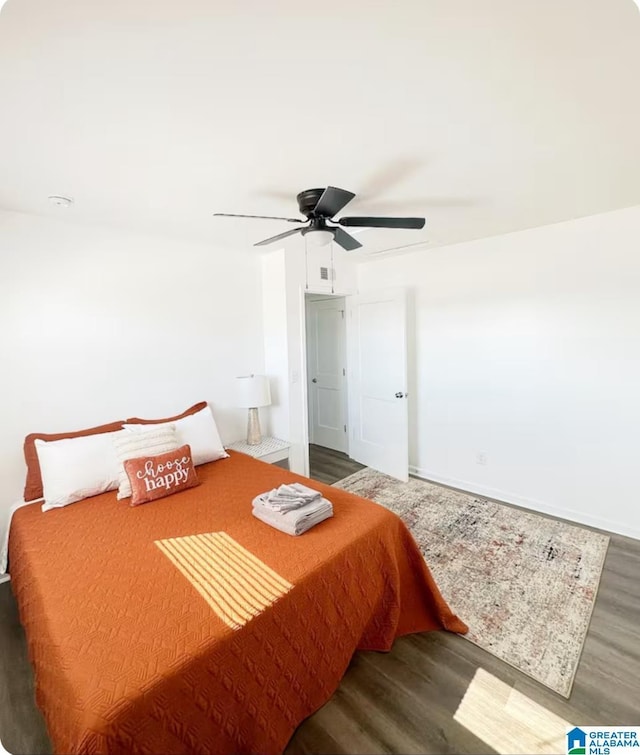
top-left (306, 297), bottom-right (348, 452)
top-left (348, 288), bottom-right (408, 481)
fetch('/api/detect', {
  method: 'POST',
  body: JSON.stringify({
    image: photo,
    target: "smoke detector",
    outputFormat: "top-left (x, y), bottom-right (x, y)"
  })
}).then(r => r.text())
top-left (48, 195), bottom-right (74, 208)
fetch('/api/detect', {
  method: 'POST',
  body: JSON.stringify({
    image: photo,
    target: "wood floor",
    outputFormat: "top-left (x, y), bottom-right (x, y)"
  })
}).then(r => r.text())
top-left (0, 578), bottom-right (50, 755)
top-left (308, 443), bottom-right (365, 484)
top-left (289, 447), bottom-right (640, 753)
top-left (1, 446), bottom-right (638, 754)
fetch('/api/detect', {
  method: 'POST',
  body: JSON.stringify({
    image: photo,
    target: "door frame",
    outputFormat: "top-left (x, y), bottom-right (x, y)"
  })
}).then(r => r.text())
top-left (298, 287), bottom-right (352, 478)
top-left (293, 283), bottom-right (411, 481)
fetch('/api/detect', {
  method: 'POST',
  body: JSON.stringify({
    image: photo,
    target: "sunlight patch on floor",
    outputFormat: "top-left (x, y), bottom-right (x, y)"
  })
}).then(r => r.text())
top-left (454, 668), bottom-right (572, 755)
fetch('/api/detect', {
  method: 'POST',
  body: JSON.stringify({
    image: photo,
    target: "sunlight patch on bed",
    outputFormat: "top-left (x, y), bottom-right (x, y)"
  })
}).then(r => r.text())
top-left (156, 531), bottom-right (293, 629)
top-left (454, 668), bottom-right (573, 754)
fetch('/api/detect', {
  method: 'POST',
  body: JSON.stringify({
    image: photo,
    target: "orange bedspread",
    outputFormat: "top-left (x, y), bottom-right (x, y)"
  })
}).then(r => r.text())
top-left (9, 451), bottom-right (467, 755)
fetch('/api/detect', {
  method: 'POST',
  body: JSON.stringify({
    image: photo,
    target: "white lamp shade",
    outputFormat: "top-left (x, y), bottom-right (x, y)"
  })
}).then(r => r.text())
top-left (307, 229), bottom-right (333, 246)
top-left (236, 374), bottom-right (271, 408)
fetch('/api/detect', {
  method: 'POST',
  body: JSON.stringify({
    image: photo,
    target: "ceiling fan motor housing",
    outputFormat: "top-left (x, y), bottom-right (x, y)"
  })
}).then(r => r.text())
top-left (297, 188), bottom-right (326, 217)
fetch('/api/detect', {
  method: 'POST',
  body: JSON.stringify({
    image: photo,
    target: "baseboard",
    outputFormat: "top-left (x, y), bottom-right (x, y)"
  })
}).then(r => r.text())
top-left (409, 466), bottom-right (640, 541)
top-left (0, 574), bottom-right (10, 585)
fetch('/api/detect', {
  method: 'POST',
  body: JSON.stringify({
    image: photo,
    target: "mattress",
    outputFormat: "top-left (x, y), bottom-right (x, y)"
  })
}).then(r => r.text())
top-left (8, 451), bottom-right (467, 754)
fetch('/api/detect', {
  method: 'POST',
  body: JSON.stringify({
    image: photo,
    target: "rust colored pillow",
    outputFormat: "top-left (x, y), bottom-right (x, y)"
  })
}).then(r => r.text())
top-left (126, 401), bottom-right (207, 425)
top-left (23, 420), bottom-right (125, 502)
top-left (123, 444), bottom-right (199, 507)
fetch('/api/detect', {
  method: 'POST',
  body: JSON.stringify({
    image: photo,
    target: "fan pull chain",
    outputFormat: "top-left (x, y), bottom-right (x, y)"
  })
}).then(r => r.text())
top-left (330, 239), bottom-right (335, 294)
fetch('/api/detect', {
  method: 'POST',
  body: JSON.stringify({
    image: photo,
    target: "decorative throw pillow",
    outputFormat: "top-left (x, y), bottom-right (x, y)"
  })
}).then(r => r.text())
top-left (124, 444), bottom-right (199, 507)
top-left (112, 425), bottom-right (179, 500)
top-left (123, 404), bottom-right (228, 466)
top-left (35, 431), bottom-right (123, 512)
top-left (24, 419), bottom-right (125, 502)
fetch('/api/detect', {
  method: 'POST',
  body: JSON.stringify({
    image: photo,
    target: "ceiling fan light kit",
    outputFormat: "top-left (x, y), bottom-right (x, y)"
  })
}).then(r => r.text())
top-left (304, 229), bottom-right (333, 246)
top-left (214, 186), bottom-right (426, 251)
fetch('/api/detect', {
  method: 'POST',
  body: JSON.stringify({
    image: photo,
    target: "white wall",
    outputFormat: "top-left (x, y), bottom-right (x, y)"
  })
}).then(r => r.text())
top-left (261, 249), bottom-right (288, 442)
top-left (0, 210), bottom-right (265, 545)
top-left (357, 205), bottom-right (640, 539)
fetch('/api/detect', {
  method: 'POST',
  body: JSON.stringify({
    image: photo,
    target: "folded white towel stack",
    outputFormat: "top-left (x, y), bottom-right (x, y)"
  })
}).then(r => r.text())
top-left (263, 483), bottom-right (322, 512)
top-left (252, 484), bottom-right (333, 536)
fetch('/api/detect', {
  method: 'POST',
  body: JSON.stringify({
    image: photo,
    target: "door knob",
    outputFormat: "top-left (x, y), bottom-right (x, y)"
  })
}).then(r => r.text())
top-left (395, 391), bottom-right (407, 398)
top-left (312, 378), bottom-right (318, 383)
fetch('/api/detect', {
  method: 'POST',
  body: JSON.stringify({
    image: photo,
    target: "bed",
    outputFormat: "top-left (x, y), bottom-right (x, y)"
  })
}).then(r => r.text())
top-left (9, 450), bottom-right (467, 755)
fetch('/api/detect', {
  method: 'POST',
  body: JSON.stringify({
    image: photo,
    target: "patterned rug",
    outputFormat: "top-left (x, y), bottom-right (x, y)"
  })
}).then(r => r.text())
top-left (333, 469), bottom-right (609, 697)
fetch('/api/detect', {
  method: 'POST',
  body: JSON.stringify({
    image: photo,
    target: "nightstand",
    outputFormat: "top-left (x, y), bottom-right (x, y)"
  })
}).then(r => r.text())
top-left (226, 437), bottom-right (291, 467)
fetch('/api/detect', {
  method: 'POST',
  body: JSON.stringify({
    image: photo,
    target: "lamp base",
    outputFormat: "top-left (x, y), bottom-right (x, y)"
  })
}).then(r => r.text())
top-left (247, 407), bottom-right (262, 445)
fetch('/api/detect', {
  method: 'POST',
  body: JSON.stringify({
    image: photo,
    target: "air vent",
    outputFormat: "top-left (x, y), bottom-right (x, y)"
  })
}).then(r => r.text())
top-left (320, 267), bottom-right (329, 280)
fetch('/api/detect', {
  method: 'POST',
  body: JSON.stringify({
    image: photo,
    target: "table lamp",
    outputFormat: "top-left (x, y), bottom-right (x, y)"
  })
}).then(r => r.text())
top-left (236, 374), bottom-right (271, 445)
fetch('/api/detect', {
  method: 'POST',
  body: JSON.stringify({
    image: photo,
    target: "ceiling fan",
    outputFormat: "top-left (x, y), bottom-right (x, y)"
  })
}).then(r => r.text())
top-left (213, 186), bottom-right (426, 251)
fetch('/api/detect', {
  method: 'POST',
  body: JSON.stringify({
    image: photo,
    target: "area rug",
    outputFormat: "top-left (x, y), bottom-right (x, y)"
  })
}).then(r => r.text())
top-left (333, 469), bottom-right (609, 697)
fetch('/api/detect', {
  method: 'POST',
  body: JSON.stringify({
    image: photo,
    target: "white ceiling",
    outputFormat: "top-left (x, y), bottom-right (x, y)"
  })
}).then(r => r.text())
top-left (0, 0), bottom-right (639, 256)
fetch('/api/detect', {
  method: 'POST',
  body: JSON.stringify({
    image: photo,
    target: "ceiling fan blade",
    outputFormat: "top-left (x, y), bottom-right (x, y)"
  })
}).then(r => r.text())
top-left (333, 227), bottom-right (362, 251)
top-left (313, 187), bottom-right (356, 218)
top-left (213, 213), bottom-right (303, 223)
top-left (254, 227), bottom-right (305, 247)
top-left (339, 216), bottom-right (426, 229)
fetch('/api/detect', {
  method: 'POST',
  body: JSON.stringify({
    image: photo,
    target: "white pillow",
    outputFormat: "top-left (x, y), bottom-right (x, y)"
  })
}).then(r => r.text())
top-left (35, 432), bottom-right (122, 512)
top-left (123, 405), bottom-right (228, 467)
top-left (112, 425), bottom-right (179, 500)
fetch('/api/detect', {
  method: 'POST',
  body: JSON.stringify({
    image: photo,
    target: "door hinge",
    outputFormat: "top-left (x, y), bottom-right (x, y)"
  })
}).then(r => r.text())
top-left (343, 425), bottom-right (347, 432)
top-left (341, 309), bottom-right (345, 319)
top-left (342, 368), bottom-right (346, 376)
